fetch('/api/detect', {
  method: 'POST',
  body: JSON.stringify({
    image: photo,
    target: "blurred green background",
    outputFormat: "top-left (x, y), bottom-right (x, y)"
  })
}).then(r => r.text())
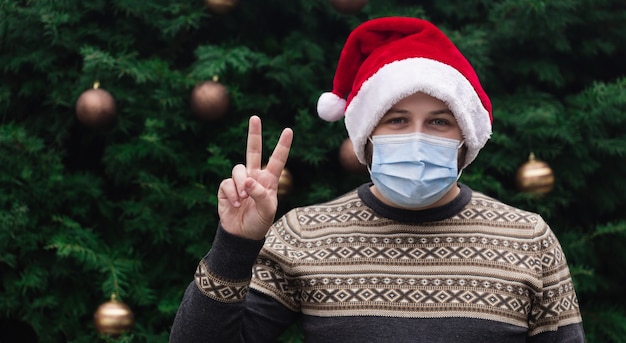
top-left (1, 0), bottom-right (625, 342)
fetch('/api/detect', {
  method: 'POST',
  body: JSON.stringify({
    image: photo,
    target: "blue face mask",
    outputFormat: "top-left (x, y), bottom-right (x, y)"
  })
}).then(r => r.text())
top-left (369, 132), bottom-right (463, 209)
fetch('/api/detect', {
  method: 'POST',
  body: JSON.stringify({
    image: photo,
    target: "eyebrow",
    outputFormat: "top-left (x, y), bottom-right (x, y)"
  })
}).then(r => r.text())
top-left (384, 108), bottom-right (454, 116)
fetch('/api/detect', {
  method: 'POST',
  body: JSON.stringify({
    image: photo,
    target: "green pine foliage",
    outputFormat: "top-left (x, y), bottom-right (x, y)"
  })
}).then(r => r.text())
top-left (1, 0), bottom-right (625, 342)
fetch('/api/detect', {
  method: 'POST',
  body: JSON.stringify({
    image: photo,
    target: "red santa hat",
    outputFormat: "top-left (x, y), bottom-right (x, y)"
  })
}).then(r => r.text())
top-left (317, 17), bottom-right (492, 168)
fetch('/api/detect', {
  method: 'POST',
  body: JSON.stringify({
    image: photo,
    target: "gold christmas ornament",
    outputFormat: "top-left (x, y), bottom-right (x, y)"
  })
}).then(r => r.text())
top-left (75, 81), bottom-right (116, 127)
top-left (277, 168), bottom-right (293, 197)
top-left (515, 152), bottom-right (554, 195)
top-left (330, 0), bottom-right (367, 14)
top-left (190, 77), bottom-right (230, 121)
top-left (204, 0), bottom-right (240, 14)
top-left (339, 138), bottom-right (367, 174)
top-left (93, 295), bottom-right (134, 337)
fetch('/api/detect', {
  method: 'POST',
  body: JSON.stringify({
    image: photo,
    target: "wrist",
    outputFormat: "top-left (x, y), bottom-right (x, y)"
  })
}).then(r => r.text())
top-left (205, 224), bottom-right (266, 279)
top-left (220, 220), bottom-right (268, 241)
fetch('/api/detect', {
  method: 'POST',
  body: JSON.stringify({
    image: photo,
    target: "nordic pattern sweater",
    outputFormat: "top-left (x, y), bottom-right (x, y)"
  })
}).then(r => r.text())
top-left (170, 183), bottom-right (585, 342)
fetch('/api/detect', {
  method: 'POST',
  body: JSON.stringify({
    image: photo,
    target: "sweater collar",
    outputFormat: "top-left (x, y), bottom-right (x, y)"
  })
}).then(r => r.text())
top-left (357, 183), bottom-right (472, 223)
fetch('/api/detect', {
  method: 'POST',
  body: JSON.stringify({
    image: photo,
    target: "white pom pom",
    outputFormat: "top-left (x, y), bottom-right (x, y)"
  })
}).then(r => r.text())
top-left (317, 92), bottom-right (346, 122)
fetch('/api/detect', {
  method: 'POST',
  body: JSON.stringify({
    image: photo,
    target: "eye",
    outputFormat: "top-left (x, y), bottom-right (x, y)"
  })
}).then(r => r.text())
top-left (430, 118), bottom-right (449, 126)
top-left (383, 115), bottom-right (408, 125)
top-left (388, 117), bottom-right (407, 124)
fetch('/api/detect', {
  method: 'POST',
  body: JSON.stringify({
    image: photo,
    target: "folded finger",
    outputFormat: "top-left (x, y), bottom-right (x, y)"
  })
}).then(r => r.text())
top-left (218, 178), bottom-right (242, 208)
top-left (231, 164), bottom-right (249, 198)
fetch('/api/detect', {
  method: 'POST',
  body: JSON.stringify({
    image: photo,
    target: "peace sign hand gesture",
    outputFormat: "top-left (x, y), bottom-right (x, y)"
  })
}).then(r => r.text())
top-left (217, 115), bottom-right (293, 240)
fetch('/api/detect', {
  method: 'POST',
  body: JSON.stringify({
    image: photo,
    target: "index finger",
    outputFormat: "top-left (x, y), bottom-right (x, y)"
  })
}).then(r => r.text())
top-left (246, 115), bottom-right (262, 173)
top-left (265, 127), bottom-right (293, 178)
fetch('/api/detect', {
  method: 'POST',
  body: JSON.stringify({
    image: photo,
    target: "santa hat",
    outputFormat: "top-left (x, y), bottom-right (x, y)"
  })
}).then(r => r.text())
top-left (317, 17), bottom-right (492, 168)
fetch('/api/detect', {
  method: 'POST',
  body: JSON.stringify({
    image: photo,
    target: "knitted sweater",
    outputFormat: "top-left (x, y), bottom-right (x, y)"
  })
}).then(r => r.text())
top-left (170, 183), bottom-right (585, 342)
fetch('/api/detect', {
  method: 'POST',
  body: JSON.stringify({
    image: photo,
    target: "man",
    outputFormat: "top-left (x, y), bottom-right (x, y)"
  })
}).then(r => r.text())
top-left (170, 17), bottom-right (584, 342)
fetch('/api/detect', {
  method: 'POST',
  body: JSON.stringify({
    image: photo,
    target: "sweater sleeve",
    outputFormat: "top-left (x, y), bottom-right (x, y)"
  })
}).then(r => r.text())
top-left (527, 218), bottom-right (585, 342)
top-left (169, 224), bottom-right (299, 343)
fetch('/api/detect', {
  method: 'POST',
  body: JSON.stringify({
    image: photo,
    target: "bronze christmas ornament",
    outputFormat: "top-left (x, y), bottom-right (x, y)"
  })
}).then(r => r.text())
top-left (339, 138), bottom-right (367, 174)
top-left (190, 78), bottom-right (230, 121)
top-left (93, 295), bottom-right (134, 337)
top-left (278, 168), bottom-right (293, 197)
top-left (515, 152), bottom-right (554, 195)
top-left (75, 81), bottom-right (116, 127)
top-left (330, 0), bottom-right (367, 14)
top-left (205, 0), bottom-right (240, 14)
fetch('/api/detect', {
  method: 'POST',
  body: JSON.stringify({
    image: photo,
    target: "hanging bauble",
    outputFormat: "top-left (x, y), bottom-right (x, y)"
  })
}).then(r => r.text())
top-left (339, 138), bottom-right (367, 174)
top-left (277, 168), bottom-right (293, 198)
top-left (93, 294), bottom-right (134, 337)
top-left (515, 152), bottom-right (554, 195)
top-left (75, 81), bottom-right (116, 127)
top-left (204, 0), bottom-right (240, 14)
top-left (330, 0), bottom-right (367, 14)
top-left (190, 76), bottom-right (230, 121)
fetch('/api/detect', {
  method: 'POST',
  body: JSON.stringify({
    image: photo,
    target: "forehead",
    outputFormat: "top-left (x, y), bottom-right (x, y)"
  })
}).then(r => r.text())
top-left (382, 93), bottom-right (456, 120)
top-left (392, 92), bottom-right (450, 109)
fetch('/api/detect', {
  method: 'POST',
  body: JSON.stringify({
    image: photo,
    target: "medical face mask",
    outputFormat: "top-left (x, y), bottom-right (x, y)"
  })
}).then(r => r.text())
top-left (369, 132), bottom-right (463, 209)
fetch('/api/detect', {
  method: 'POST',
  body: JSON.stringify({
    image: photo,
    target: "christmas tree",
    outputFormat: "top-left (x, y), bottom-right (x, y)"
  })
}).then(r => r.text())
top-left (1, 0), bottom-right (625, 342)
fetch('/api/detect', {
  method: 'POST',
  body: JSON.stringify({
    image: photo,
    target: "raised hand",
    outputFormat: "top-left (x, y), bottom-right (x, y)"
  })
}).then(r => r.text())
top-left (217, 115), bottom-right (293, 240)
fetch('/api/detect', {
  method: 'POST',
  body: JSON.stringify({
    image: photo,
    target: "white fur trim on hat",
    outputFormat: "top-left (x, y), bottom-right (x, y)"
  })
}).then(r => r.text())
top-left (345, 58), bottom-right (492, 169)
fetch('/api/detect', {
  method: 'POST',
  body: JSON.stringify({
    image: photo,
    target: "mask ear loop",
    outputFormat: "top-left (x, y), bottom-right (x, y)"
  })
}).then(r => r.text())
top-left (366, 136), bottom-right (374, 175)
top-left (456, 140), bottom-right (465, 181)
